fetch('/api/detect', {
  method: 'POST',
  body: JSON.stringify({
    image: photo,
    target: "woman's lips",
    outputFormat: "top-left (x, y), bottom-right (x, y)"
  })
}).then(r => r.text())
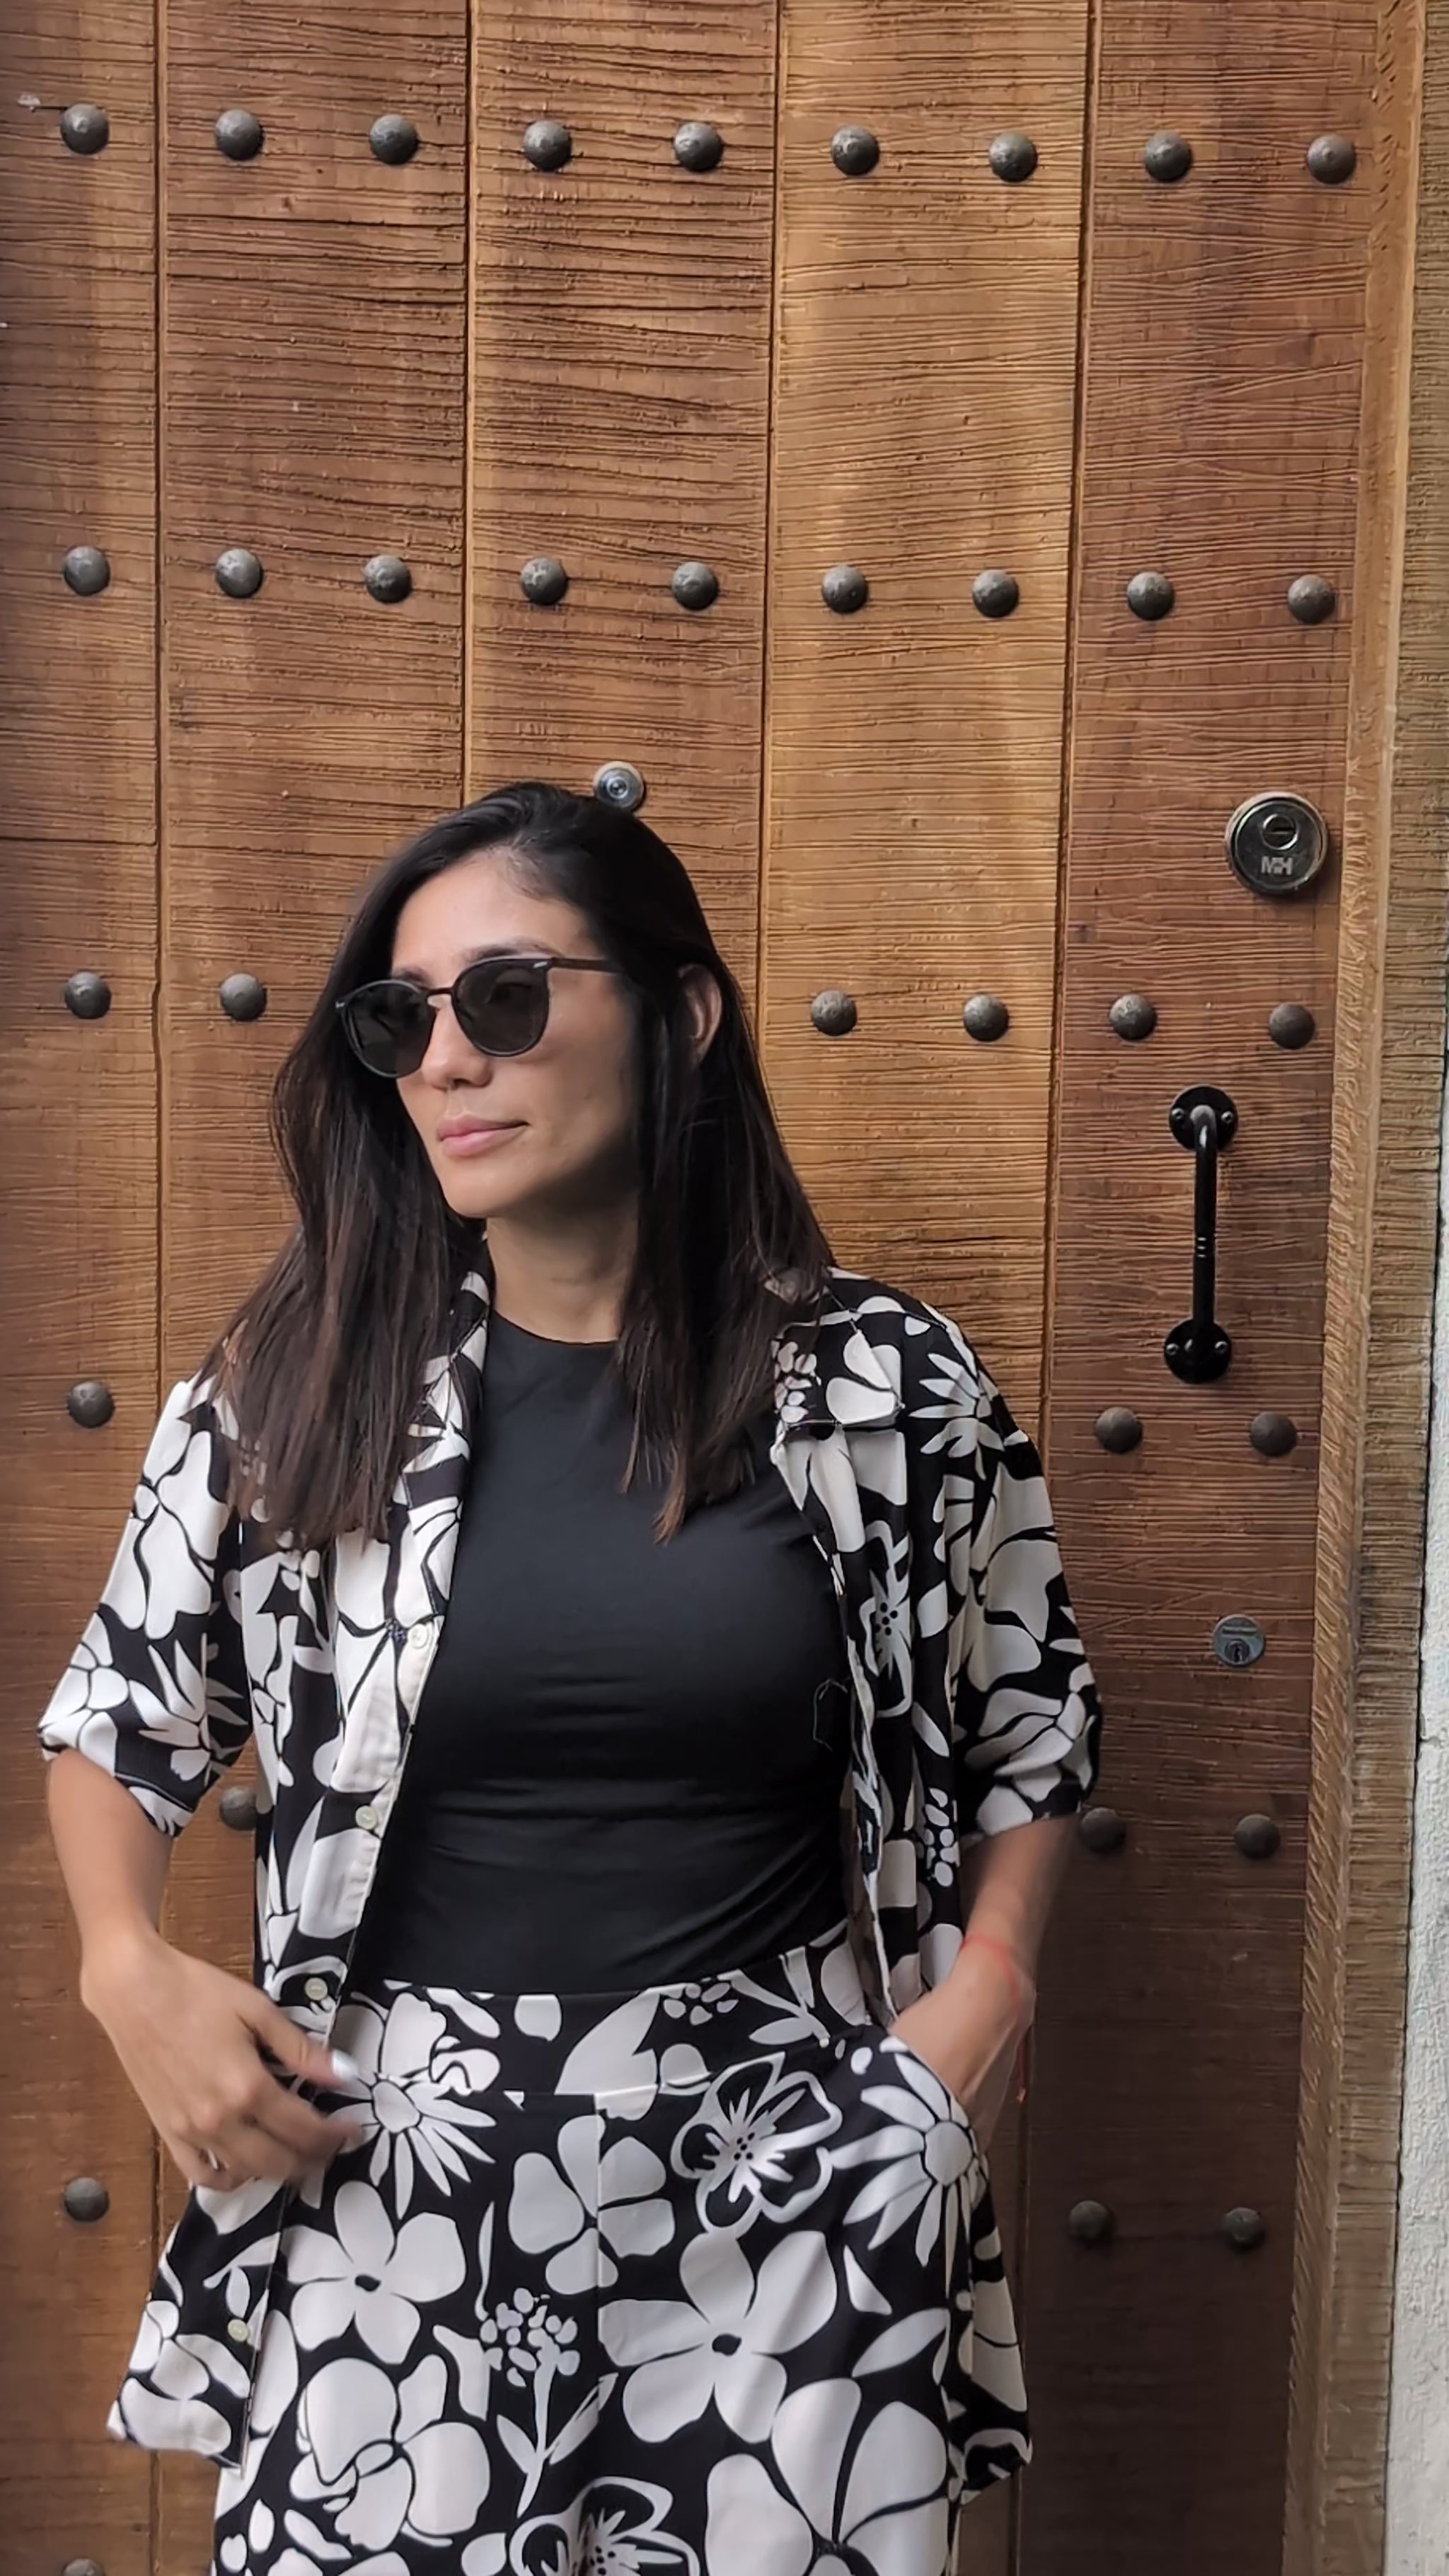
top-left (437, 1124), bottom-right (522, 1159)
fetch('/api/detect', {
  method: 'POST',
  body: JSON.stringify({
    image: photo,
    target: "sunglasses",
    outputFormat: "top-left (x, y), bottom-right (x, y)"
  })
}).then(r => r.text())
top-left (335, 953), bottom-right (621, 1080)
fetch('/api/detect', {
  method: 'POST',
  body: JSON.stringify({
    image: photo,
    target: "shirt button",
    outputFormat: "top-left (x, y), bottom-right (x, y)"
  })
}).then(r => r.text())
top-left (354, 1804), bottom-right (379, 1832)
top-left (407, 1622), bottom-right (431, 1651)
top-left (226, 2318), bottom-right (250, 2346)
top-left (303, 1976), bottom-right (330, 2002)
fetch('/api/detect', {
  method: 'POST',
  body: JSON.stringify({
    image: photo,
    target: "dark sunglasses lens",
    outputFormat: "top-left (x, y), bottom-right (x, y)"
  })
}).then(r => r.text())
top-left (342, 983), bottom-right (432, 1077)
top-left (454, 960), bottom-right (550, 1056)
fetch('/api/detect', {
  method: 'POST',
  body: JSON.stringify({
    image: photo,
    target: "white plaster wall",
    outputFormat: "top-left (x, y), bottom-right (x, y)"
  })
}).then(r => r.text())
top-left (1384, 1047), bottom-right (1449, 2576)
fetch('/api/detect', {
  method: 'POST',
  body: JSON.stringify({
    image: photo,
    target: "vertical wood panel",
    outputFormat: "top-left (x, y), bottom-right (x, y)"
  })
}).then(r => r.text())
top-left (759, 1), bottom-right (1089, 1394)
top-left (1294, 0), bottom-right (1438, 2561)
top-left (0, 10), bottom-right (159, 2573)
top-left (1033, 8), bottom-right (1378, 2569)
top-left (465, 2), bottom-right (777, 971)
top-left (155, 7), bottom-right (469, 2560)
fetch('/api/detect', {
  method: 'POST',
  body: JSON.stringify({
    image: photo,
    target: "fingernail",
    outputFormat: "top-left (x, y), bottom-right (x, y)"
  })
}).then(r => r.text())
top-left (328, 2049), bottom-right (362, 2082)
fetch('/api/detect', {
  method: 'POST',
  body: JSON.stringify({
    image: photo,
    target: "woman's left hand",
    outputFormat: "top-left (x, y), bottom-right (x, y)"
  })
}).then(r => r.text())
top-left (889, 1938), bottom-right (1035, 2147)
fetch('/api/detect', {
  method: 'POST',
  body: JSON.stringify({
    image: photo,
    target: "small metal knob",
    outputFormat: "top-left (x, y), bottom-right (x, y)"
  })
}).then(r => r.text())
top-left (1249, 1411), bottom-right (1298, 1457)
top-left (1235, 1813), bottom-right (1281, 1860)
top-left (593, 761), bottom-right (645, 812)
top-left (215, 109), bottom-right (264, 161)
top-left (821, 563), bottom-right (868, 614)
top-left (831, 125), bottom-right (879, 177)
top-left (67, 1382), bottom-right (115, 1430)
top-left (369, 114), bottom-right (419, 165)
top-left (810, 990), bottom-right (858, 1037)
top-left (63, 545), bottom-right (110, 596)
top-left (962, 993), bottom-right (1009, 1042)
top-left (363, 553), bottom-right (412, 603)
top-left (1126, 570), bottom-right (1174, 620)
top-left (1109, 993), bottom-right (1157, 1041)
top-left (1306, 134), bottom-right (1356, 185)
top-left (64, 971), bottom-right (112, 1020)
top-left (671, 560), bottom-right (720, 611)
top-left (1068, 2198), bottom-right (1115, 2243)
top-left (1094, 1408), bottom-right (1142, 1455)
top-left (214, 547), bottom-right (263, 599)
top-left (1078, 1806), bottom-right (1126, 1854)
top-left (60, 104), bottom-right (110, 156)
top-left (219, 973), bottom-right (267, 1022)
top-left (519, 555), bottom-right (569, 606)
top-left (523, 118), bottom-right (572, 171)
top-left (988, 131), bottom-right (1037, 183)
top-left (1220, 2205), bottom-right (1266, 2250)
top-left (63, 2176), bottom-right (110, 2223)
top-left (1143, 131), bottom-right (1192, 182)
top-left (1268, 1001), bottom-right (1315, 1050)
top-left (1286, 574), bottom-right (1337, 625)
top-left (971, 568), bottom-right (1019, 619)
top-left (219, 1783), bottom-right (259, 1832)
top-left (674, 120), bottom-right (724, 171)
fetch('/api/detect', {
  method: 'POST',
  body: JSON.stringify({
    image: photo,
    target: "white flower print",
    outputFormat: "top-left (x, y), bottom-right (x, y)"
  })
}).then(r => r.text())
top-left (288, 2178), bottom-right (466, 2360)
top-left (601, 2226), bottom-right (836, 2445)
top-left (513, 2476), bottom-right (700, 2576)
top-left (290, 2352), bottom-right (490, 2551)
top-left (331, 1989), bottom-right (500, 2215)
top-left (705, 2382), bottom-right (948, 2576)
top-left (834, 2040), bottom-right (978, 2262)
top-left (510, 2115), bottom-right (674, 2295)
top-left (477, 2285), bottom-right (582, 2393)
top-left (669, 2053), bottom-right (841, 2235)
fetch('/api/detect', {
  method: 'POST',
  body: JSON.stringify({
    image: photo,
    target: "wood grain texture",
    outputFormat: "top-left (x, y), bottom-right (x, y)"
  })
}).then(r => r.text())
top-left (758, 0), bottom-right (1089, 1392)
top-left (465, 1), bottom-right (777, 973)
top-left (1030, 6), bottom-right (1380, 2571)
top-left (158, 1), bottom-right (468, 1367)
top-left (1289, 0), bottom-right (1442, 2564)
top-left (0, 8), bottom-right (159, 2572)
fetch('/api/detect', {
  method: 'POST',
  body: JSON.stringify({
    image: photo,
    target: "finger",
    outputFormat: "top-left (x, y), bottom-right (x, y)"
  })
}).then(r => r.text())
top-left (171, 2139), bottom-right (244, 2194)
top-left (241, 1992), bottom-right (356, 2095)
top-left (207, 2116), bottom-right (318, 2186)
top-left (243, 2079), bottom-right (356, 2163)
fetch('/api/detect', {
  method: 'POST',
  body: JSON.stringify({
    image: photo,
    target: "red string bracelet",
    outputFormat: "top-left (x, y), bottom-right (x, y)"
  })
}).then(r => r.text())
top-left (961, 1929), bottom-right (1036, 2029)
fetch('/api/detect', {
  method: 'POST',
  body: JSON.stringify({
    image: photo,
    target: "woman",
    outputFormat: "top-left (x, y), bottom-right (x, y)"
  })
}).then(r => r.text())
top-left (41, 780), bottom-right (1102, 2576)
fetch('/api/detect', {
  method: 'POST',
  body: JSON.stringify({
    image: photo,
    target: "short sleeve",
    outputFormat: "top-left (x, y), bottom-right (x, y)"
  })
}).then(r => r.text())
top-left (949, 1370), bottom-right (1103, 1845)
top-left (37, 1374), bottom-right (253, 1835)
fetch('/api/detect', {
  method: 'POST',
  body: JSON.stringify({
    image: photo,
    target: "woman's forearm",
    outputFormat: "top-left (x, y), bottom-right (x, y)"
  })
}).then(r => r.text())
top-left (959, 1813), bottom-right (1078, 1983)
top-left (46, 1746), bottom-right (173, 2010)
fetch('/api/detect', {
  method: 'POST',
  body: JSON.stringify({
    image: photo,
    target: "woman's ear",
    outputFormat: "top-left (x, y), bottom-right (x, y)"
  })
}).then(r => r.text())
top-left (679, 963), bottom-right (724, 1062)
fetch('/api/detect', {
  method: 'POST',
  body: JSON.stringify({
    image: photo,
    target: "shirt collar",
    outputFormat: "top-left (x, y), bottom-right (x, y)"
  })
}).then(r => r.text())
top-left (445, 1261), bottom-right (900, 1435)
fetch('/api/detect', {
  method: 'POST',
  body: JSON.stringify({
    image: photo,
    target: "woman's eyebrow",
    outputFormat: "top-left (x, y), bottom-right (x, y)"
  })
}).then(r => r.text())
top-left (388, 940), bottom-right (561, 980)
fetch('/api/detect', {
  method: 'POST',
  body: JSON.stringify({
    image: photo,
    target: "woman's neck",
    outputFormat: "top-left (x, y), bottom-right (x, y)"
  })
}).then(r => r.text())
top-left (482, 1211), bottom-right (635, 1346)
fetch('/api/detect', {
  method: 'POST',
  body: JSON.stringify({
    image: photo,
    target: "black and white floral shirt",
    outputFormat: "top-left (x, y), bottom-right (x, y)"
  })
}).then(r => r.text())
top-left (37, 1263), bottom-right (1102, 2459)
top-left (40, 1262), bottom-right (1102, 2029)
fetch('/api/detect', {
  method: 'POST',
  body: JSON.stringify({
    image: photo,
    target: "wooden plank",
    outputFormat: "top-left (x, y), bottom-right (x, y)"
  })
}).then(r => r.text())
top-left (1033, 7), bottom-right (1380, 2569)
top-left (0, 8), bottom-right (159, 2572)
top-left (759, 0), bottom-right (1089, 1396)
top-left (155, 8), bottom-right (469, 2561)
top-left (466, 0), bottom-right (778, 972)
top-left (1290, 0), bottom-right (1441, 2563)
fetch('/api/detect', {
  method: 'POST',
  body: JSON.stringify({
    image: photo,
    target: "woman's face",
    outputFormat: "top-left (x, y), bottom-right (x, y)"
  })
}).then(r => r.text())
top-left (386, 850), bottom-right (659, 1228)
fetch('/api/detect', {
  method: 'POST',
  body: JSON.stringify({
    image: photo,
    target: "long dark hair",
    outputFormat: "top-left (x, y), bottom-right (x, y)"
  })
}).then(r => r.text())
top-left (200, 781), bottom-right (835, 1546)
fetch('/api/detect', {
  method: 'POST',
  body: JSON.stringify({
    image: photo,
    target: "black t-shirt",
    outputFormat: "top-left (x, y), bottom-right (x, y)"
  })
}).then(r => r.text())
top-left (350, 1312), bottom-right (852, 1994)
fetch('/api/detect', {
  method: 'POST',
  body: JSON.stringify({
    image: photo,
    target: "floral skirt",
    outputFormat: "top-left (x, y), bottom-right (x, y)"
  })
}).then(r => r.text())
top-left (208, 1918), bottom-right (1030, 2576)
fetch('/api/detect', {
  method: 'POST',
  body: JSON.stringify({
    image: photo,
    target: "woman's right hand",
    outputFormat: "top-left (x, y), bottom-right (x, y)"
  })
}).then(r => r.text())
top-left (81, 1926), bottom-right (359, 2193)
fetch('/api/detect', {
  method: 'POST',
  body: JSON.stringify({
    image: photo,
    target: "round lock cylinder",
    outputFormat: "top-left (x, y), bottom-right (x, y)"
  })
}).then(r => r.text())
top-left (1225, 792), bottom-right (1330, 898)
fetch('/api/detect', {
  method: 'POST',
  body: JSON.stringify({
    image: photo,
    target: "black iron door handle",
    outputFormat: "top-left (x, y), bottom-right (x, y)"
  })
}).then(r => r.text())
top-left (1163, 1085), bottom-right (1238, 1382)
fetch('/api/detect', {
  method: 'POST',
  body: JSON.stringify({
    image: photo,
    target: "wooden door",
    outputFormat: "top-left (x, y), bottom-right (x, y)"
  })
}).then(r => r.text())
top-left (3, 3), bottom-right (1441, 2572)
